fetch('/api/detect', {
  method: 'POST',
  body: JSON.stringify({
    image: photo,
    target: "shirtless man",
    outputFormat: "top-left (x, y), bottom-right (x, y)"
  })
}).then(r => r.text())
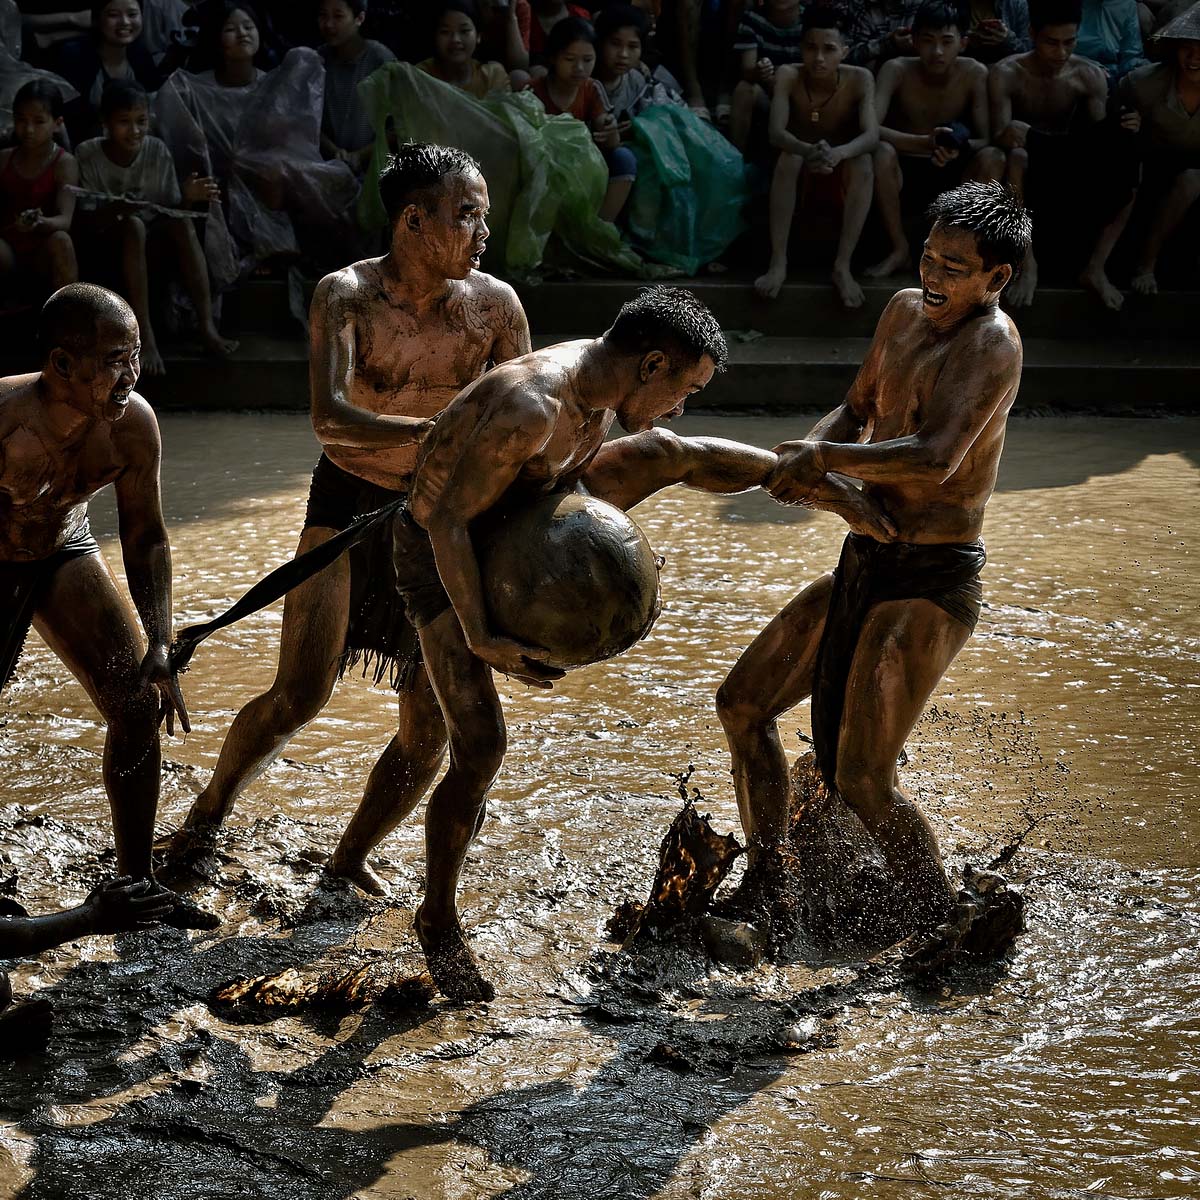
top-left (717, 182), bottom-right (1030, 939)
top-left (0, 284), bottom-right (203, 923)
top-left (755, 5), bottom-right (879, 308)
top-left (985, 0), bottom-right (1140, 307)
top-left (866, 1), bottom-right (990, 277)
top-left (165, 145), bottom-right (531, 893)
top-left (368, 285), bottom-right (901, 1000)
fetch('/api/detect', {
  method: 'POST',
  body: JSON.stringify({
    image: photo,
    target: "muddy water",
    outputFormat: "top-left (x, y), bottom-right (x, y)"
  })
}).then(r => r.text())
top-left (1, 413), bottom-right (1197, 1200)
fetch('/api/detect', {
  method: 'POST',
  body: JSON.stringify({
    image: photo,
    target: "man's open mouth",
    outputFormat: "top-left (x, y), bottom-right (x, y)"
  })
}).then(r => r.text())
top-left (923, 287), bottom-right (948, 307)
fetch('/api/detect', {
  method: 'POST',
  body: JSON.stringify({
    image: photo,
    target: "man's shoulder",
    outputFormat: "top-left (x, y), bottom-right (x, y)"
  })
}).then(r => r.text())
top-left (314, 259), bottom-right (380, 305)
top-left (957, 306), bottom-right (1022, 362)
top-left (464, 269), bottom-right (521, 312)
top-left (956, 57), bottom-right (989, 84)
top-left (109, 393), bottom-right (161, 461)
top-left (843, 64), bottom-right (875, 91)
top-left (882, 287), bottom-right (924, 319)
top-left (1069, 56), bottom-right (1108, 88)
top-left (990, 53), bottom-right (1027, 82)
top-left (1123, 60), bottom-right (1168, 101)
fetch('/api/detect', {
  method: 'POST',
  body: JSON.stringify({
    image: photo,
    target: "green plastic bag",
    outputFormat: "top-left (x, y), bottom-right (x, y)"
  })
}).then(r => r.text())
top-left (626, 103), bottom-right (750, 275)
top-left (357, 64), bottom-right (665, 279)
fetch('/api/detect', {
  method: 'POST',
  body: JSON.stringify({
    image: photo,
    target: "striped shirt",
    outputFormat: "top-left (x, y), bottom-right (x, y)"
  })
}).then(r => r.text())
top-left (732, 9), bottom-right (808, 67)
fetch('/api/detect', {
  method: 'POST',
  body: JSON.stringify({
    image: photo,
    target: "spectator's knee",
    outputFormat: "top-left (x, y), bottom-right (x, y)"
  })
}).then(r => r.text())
top-left (46, 230), bottom-right (76, 263)
top-left (732, 79), bottom-right (757, 108)
top-left (846, 152), bottom-right (873, 181)
top-left (973, 145), bottom-right (1006, 181)
top-left (775, 151), bottom-right (804, 178)
top-left (122, 214), bottom-right (147, 247)
top-left (510, 69), bottom-right (531, 91)
top-left (608, 146), bottom-right (638, 181)
top-left (1008, 146), bottom-right (1029, 170)
top-left (873, 140), bottom-right (898, 168)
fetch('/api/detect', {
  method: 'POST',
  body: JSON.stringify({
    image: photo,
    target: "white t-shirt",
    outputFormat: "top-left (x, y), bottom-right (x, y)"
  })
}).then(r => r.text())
top-left (76, 134), bottom-right (182, 218)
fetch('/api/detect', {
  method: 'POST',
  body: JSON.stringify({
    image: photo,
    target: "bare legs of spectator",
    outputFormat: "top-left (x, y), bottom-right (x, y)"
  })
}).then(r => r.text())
top-left (831, 152), bottom-right (873, 309)
top-left (1080, 194), bottom-right (1138, 311)
top-left (996, 145), bottom-right (1038, 307)
top-left (676, 0), bottom-right (708, 114)
top-left (0, 230), bottom-right (77, 292)
top-left (729, 80), bottom-right (767, 154)
top-left (118, 214), bottom-right (166, 375)
top-left (865, 141), bottom-right (911, 278)
top-left (600, 176), bottom-right (634, 224)
top-left (1133, 168), bottom-right (1200, 296)
top-left (163, 216), bottom-right (238, 358)
top-left (755, 150), bottom-right (802, 300)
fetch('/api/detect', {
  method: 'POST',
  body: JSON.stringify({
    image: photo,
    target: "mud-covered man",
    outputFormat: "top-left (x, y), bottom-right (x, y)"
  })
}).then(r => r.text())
top-left (374, 286), bottom-right (897, 1001)
top-left (717, 182), bottom-right (1030, 942)
top-left (0, 284), bottom-right (203, 923)
top-left (167, 144), bottom-right (531, 893)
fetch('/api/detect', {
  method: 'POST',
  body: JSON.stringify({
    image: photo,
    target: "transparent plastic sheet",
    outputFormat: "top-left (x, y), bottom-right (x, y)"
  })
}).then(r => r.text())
top-left (0, 1), bottom-right (19, 57)
top-left (625, 103), bottom-right (749, 275)
top-left (154, 48), bottom-right (358, 295)
top-left (0, 50), bottom-right (77, 143)
top-left (357, 64), bottom-right (665, 280)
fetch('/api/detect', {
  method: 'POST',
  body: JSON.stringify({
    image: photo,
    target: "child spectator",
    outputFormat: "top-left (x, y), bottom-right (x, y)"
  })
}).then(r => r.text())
top-left (74, 79), bottom-right (237, 373)
top-left (529, 0), bottom-right (591, 61)
top-left (532, 16), bottom-right (636, 222)
top-left (417, 1), bottom-right (511, 97)
top-left (867, 0), bottom-right (990, 277)
top-left (964, 0), bottom-right (1033, 63)
top-left (155, 4), bottom-right (358, 292)
top-left (986, 0), bottom-right (1141, 306)
top-left (594, 3), bottom-right (683, 121)
top-left (1078, 0), bottom-right (1146, 82)
top-left (1122, 7), bottom-right (1200, 292)
top-left (56, 0), bottom-right (164, 143)
top-left (755, 4), bottom-right (878, 306)
top-left (318, 0), bottom-right (396, 174)
top-left (729, 0), bottom-right (806, 153)
top-left (0, 878), bottom-right (171, 1057)
top-left (0, 81), bottom-right (78, 295)
top-left (846, 0), bottom-right (924, 71)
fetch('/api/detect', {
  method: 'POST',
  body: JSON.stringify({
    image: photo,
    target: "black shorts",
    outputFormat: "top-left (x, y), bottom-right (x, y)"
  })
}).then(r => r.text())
top-left (391, 508), bottom-right (453, 631)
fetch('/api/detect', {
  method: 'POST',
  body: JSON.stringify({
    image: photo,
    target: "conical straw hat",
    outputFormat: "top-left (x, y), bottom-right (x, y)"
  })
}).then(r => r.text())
top-left (1156, 1), bottom-right (1200, 41)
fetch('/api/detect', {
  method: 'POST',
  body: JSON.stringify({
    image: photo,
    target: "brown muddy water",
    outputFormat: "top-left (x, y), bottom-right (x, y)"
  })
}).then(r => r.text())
top-left (1, 412), bottom-right (1197, 1200)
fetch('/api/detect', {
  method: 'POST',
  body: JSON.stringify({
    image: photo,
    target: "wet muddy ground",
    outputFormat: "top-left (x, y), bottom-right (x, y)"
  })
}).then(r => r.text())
top-left (1, 413), bottom-right (1198, 1199)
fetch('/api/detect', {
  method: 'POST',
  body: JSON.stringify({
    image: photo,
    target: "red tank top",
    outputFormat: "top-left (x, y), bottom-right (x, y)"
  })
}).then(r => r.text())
top-left (0, 146), bottom-right (65, 226)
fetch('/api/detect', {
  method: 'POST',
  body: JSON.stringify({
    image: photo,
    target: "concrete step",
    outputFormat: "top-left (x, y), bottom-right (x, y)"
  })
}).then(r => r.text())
top-left (139, 331), bottom-right (1199, 414)
top-left (227, 274), bottom-right (1200, 344)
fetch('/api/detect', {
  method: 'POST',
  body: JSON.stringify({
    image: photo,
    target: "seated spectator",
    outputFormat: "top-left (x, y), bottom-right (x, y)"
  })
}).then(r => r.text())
top-left (594, 3), bottom-right (685, 120)
top-left (846, 0), bottom-right (924, 72)
top-left (532, 16), bottom-right (636, 222)
top-left (318, 0), bottom-right (395, 174)
top-left (1078, 0), bottom-right (1147, 82)
top-left (475, 0), bottom-right (531, 71)
top-left (1122, 6), bottom-right (1200, 292)
top-left (729, 0), bottom-right (806, 153)
top-left (0, 80), bottom-right (78, 295)
top-left (16, 4), bottom-right (92, 60)
top-left (154, 4), bottom-right (358, 292)
top-left (0, 878), bottom-right (171, 1058)
top-left (417, 1), bottom-right (511, 98)
top-left (984, 0), bottom-right (1141, 307)
top-left (74, 80), bottom-right (236, 373)
top-left (963, 0), bottom-right (1033, 63)
top-left (756, 4), bottom-right (878, 306)
top-left (56, 0), bottom-right (164, 143)
top-left (529, 0), bottom-right (591, 62)
top-left (867, 0), bottom-right (990, 277)
top-left (137, 0), bottom-right (190, 63)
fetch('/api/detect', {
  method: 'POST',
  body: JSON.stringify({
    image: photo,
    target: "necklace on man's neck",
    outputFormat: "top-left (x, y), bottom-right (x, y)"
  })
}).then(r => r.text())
top-left (804, 68), bottom-right (840, 123)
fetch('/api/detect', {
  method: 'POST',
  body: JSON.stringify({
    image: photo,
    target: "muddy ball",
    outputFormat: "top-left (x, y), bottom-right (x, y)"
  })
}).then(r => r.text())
top-left (475, 492), bottom-right (661, 670)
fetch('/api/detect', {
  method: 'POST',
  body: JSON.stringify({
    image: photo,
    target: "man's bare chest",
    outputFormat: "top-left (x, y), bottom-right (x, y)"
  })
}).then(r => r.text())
top-left (895, 78), bottom-right (970, 131)
top-left (353, 308), bottom-right (497, 392)
top-left (1013, 74), bottom-right (1081, 127)
top-left (519, 413), bottom-right (611, 488)
top-left (872, 339), bottom-right (951, 436)
top-left (0, 426), bottom-right (119, 513)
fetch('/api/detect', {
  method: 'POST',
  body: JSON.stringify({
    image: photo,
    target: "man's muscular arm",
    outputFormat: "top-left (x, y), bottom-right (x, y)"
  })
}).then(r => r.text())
top-left (582, 430), bottom-right (776, 512)
top-left (308, 272), bottom-right (435, 450)
top-left (488, 282), bottom-right (533, 365)
top-left (771, 324), bottom-right (1021, 500)
top-left (113, 400), bottom-right (189, 734)
top-left (413, 383), bottom-right (565, 686)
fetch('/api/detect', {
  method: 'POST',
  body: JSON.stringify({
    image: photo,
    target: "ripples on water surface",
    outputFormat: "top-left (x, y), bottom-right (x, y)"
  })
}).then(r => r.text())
top-left (1, 413), bottom-right (1197, 1200)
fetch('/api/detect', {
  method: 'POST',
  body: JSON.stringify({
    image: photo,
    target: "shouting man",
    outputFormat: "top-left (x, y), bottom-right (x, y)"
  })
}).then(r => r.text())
top-left (166, 144), bottom-right (531, 893)
top-left (717, 182), bottom-right (1030, 940)
top-left (0, 284), bottom-right (201, 923)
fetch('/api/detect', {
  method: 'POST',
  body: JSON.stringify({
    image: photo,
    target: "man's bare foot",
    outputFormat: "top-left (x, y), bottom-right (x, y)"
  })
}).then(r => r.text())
top-left (754, 262), bottom-right (787, 300)
top-left (141, 341), bottom-right (167, 376)
top-left (1080, 267), bottom-right (1124, 311)
top-left (832, 265), bottom-right (865, 308)
top-left (202, 327), bottom-right (239, 358)
top-left (864, 245), bottom-right (910, 278)
top-left (0, 997), bottom-right (54, 1057)
top-left (1131, 270), bottom-right (1158, 296)
top-left (1006, 267), bottom-right (1037, 307)
top-left (325, 853), bottom-right (389, 897)
top-left (414, 907), bottom-right (495, 1002)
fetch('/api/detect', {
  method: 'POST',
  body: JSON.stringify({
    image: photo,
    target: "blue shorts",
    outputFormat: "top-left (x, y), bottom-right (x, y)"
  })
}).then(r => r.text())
top-left (604, 145), bottom-right (638, 181)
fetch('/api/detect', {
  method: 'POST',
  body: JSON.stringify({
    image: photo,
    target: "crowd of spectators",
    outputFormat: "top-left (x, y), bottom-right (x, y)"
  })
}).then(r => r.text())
top-left (0, 0), bottom-right (1197, 358)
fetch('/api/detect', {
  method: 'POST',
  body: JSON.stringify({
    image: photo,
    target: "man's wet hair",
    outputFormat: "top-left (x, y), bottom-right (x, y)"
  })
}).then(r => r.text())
top-left (545, 15), bottom-right (596, 60)
top-left (13, 80), bottom-right (65, 121)
top-left (912, 1), bottom-right (967, 36)
top-left (378, 143), bottom-right (481, 220)
top-left (926, 181), bottom-right (1032, 273)
top-left (1029, 0), bottom-right (1082, 31)
top-left (595, 4), bottom-right (649, 43)
top-left (40, 284), bottom-right (136, 361)
top-left (100, 78), bottom-right (149, 119)
top-left (801, 4), bottom-right (848, 37)
top-left (607, 286), bottom-right (728, 371)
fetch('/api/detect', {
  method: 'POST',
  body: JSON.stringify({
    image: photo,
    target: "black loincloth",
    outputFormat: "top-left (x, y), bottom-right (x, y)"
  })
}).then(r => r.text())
top-left (171, 456), bottom-right (417, 688)
top-left (390, 508), bottom-right (453, 631)
top-left (0, 521), bottom-right (101, 692)
top-left (811, 533), bottom-right (986, 790)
